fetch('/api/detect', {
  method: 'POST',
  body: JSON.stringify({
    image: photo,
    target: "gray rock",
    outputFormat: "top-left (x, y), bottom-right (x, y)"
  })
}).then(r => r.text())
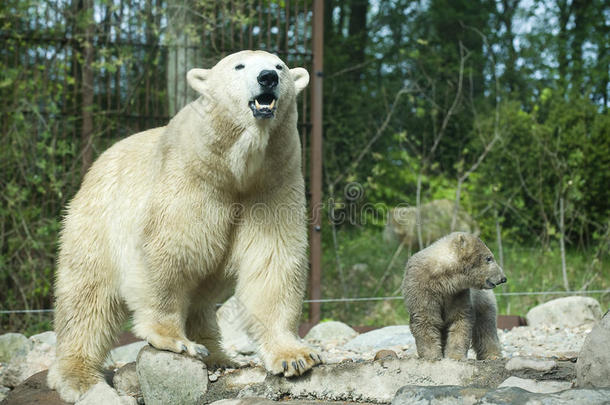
top-left (29, 331), bottom-right (56, 347)
top-left (393, 385), bottom-right (610, 405)
top-left (113, 362), bottom-right (141, 398)
top-left (343, 325), bottom-right (414, 352)
top-left (498, 376), bottom-right (572, 393)
top-left (265, 358), bottom-right (482, 403)
top-left (136, 345), bottom-right (208, 405)
top-left (0, 333), bottom-right (33, 364)
top-left (75, 382), bottom-right (136, 405)
top-left (526, 296), bottom-right (602, 328)
top-left (392, 385), bottom-right (488, 405)
top-left (0, 386), bottom-right (10, 402)
top-left (0, 339), bottom-right (55, 387)
top-left (217, 297), bottom-right (257, 355)
top-left (106, 341), bottom-right (148, 367)
top-left (384, 200), bottom-right (478, 247)
top-left (304, 321), bottom-right (358, 343)
top-left (505, 357), bottom-right (556, 372)
top-left (481, 386), bottom-right (610, 405)
top-left (577, 310), bottom-right (610, 388)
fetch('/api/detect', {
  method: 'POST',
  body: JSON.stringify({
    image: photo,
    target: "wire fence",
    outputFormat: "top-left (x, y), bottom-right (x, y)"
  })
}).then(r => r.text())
top-left (2, 289), bottom-right (609, 315)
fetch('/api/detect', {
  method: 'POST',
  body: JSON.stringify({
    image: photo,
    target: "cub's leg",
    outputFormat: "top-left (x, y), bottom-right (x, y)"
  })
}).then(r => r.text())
top-left (409, 307), bottom-right (444, 360)
top-left (232, 188), bottom-right (321, 377)
top-left (444, 290), bottom-right (473, 360)
top-left (471, 289), bottom-right (502, 360)
top-left (186, 276), bottom-right (238, 369)
top-left (48, 262), bottom-right (126, 403)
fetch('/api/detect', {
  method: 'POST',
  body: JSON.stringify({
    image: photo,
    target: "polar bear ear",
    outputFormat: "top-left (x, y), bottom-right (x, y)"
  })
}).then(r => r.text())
top-left (290, 67), bottom-right (310, 95)
top-left (187, 68), bottom-right (210, 95)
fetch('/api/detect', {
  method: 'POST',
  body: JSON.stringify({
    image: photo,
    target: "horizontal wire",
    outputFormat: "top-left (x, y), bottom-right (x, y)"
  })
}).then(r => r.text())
top-left (2, 290), bottom-right (608, 314)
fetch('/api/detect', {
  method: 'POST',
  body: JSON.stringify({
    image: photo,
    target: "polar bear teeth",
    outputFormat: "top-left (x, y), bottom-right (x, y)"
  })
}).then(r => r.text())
top-left (250, 94), bottom-right (278, 118)
top-left (254, 97), bottom-right (276, 110)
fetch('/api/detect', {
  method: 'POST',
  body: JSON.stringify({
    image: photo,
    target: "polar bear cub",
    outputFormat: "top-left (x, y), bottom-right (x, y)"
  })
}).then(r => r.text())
top-left (47, 50), bottom-right (320, 403)
top-left (402, 232), bottom-right (506, 360)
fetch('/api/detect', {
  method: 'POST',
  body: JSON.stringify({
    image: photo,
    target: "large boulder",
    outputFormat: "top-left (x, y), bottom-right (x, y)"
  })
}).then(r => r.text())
top-left (29, 331), bottom-right (56, 347)
top-left (343, 325), bottom-right (414, 352)
top-left (498, 376), bottom-right (572, 393)
top-left (383, 200), bottom-right (478, 248)
top-left (0, 336), bottom-right (55, 388)
top-left (75, 382), bottom-right (136, 405)
top-left (217, 296), bottom-right (257, 355)
top-left (105, 341), bottom-right (148, 367)
top-left (304, 321), bottom-right (358, 344)
top-left (392, 385), bottom-right (610, 405)
top-left (526, 296), bottom-right (602, 328)
top-left (0, 333), bottom-right (33, 364)
top-left (136, 345), bottom-right (208, 405)
top-left (577, 310), bottom-right (610, 387)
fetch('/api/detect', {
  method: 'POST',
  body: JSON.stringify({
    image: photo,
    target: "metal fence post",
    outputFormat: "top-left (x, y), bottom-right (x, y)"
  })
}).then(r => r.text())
top-left (309, 0), bottom-right (324, 326)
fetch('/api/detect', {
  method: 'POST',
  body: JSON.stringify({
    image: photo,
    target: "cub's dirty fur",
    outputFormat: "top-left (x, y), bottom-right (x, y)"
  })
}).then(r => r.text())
top-left (402, 232), bottom-right (506, 361)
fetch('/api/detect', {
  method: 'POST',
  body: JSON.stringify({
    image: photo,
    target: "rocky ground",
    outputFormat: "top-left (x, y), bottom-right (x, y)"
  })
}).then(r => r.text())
top-left (0, 295), bottom-right (608, 405)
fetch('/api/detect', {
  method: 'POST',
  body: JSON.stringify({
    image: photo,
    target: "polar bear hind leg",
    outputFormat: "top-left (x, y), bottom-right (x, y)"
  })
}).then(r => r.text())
top-left (47, 271), bottom-right (126, 402)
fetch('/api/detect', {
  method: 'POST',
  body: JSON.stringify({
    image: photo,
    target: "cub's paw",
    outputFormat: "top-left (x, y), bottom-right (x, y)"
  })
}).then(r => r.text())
top-left (265, 345), bottom-right (322, 377)
top-left (203, 352), bottom-right (240, 369)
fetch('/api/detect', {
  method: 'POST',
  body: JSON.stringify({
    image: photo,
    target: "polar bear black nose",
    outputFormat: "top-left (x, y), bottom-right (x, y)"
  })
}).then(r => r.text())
top-left (258, 70), bottom-right (278, 89)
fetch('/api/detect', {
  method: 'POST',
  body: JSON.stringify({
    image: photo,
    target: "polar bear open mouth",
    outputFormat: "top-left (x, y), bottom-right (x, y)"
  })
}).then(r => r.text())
top-left (249, 93), bottom-right (277, 119)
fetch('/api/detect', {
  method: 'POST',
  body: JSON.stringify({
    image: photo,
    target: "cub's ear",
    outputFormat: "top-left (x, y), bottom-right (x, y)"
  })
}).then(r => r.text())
top-left (457, 233), bottom-right (467, 249)
top-left (290, 67), bottom-right (310, 95)
top-left (187, 68), bottom-right (210, 95)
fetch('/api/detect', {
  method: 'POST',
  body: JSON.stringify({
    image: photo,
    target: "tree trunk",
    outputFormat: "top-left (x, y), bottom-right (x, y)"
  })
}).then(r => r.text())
top-left (416, 172), bottom-right (424, 250)
top-left (559, 196), bottom-right (569, 290)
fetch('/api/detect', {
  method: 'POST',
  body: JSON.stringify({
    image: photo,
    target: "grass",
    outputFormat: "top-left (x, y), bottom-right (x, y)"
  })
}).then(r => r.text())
top-left (315, 227), bottom-right (609, 327)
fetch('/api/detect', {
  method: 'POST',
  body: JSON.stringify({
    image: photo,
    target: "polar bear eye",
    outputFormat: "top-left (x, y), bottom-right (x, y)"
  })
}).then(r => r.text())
top-left (235, 64), bottom-right (245, 70)
top-left (486, 256), bottom-right (493, 263)
top-left (275, 64), bottom-right (283, 70)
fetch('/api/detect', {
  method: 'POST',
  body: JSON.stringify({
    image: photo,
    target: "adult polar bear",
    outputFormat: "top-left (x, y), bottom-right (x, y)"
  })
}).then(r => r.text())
top-left (48, 50), bottom-right (320, 402)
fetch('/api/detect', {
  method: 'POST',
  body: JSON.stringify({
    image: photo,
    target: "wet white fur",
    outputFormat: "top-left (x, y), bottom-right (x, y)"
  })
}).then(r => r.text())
top-left (47, 51), bottom-right (318, 403)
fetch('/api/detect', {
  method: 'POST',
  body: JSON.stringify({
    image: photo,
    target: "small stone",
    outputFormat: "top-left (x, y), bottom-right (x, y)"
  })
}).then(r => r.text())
top-left (498, 376), bottom-right (572, 393)
top-left (0, 386), bottom-right (10, 402)
top-left (209, 374), bottom-right (218, 382)
top-left (113, 362), bottom-right (140, 397)
top-left (374, 350), bottom-right (398, 361)
top-left (505, 357), bottom-right (556, 372)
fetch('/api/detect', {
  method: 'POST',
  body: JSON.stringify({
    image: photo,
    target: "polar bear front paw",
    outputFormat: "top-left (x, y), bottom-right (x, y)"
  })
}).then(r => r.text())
top-left (265, 345), bottom-right (322, 377)
top-left (204, 352), bottom-right (240, 369)
top-left (146, 333), bottom-right (210, 361)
